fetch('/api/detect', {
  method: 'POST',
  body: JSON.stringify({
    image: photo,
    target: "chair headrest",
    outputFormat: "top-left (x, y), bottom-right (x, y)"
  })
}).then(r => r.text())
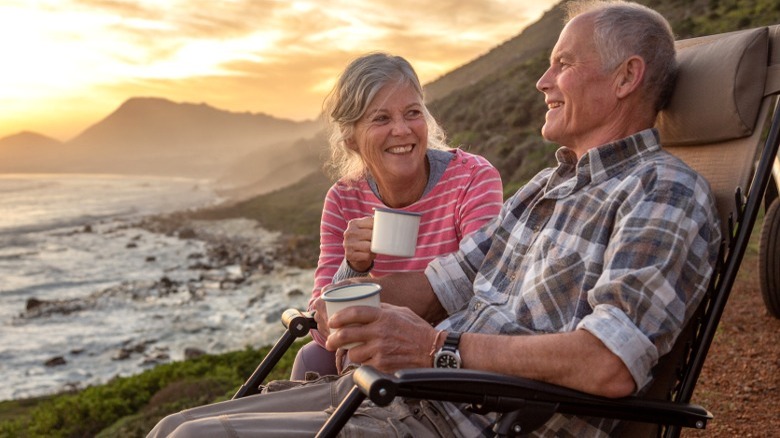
top-left (657, 27), bottom-right (769, 146)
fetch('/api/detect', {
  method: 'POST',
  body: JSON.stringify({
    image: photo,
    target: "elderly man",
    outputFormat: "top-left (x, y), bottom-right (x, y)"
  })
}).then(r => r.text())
top-left (149, 1), bottom-right (721, 436)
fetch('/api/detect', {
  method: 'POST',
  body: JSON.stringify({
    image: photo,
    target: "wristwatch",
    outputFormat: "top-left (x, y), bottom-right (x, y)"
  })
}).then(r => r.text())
top-left (434, 332), bottom-right (462, 368)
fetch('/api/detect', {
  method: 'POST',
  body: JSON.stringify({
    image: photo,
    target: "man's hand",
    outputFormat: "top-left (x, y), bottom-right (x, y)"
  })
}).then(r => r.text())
top-left (325, 303), bottom-right (437, 373)
top-left (343, 216), bottom-right (376, 273)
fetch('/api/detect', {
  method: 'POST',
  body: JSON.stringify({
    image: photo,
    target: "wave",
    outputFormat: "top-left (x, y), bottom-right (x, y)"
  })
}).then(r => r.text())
top-left (0, 212), bottom-right (132, 236)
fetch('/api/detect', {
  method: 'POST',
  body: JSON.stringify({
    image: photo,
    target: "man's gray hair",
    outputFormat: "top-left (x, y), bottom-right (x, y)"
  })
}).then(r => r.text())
top-left (566, 0), bottom-right (678, 112)
top-left (323, 52), bottom-right (449, 181)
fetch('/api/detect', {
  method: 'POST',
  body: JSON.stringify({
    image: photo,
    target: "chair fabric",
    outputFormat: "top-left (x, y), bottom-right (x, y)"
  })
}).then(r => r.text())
top-left (657, 27), bottom-right (768, 146)
top-left (659, 27), bottom-right (771, 238)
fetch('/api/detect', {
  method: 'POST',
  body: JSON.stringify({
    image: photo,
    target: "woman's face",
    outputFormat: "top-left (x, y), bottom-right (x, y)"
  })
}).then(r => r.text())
top-left (348, 80), bottom-right (428, 186)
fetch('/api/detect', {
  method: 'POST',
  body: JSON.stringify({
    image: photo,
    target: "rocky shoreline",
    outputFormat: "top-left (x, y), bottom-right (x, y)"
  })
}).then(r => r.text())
top-left (21, 216), bottom-right (285, 320)
top-left (9, 213), bottom-right (315, 394)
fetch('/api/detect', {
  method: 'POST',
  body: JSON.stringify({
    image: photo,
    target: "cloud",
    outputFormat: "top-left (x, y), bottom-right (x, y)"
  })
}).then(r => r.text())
top-left (1, 0), bottom-right (558, 139)
top-left (64, 0), bottom-right (551, 77)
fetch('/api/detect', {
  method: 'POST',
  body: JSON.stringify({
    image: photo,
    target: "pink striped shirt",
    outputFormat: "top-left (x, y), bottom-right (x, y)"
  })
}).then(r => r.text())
top-left (309, 149), bottom-right (503, 337)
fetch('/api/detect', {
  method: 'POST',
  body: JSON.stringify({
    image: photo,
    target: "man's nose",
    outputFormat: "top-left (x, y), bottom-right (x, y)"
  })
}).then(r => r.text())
top-left (536, 67), bottom-right (553, 92)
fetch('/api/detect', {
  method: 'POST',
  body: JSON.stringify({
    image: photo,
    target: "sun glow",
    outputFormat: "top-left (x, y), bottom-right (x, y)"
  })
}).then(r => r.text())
top-left (0, 0), bottom-right (557, 140)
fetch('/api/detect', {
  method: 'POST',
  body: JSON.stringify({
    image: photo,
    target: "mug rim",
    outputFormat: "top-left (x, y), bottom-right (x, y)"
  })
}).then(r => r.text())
top-left (373, 207), bottom-right (422, 217)
top-left (322, 283), bottom-right (382, 302)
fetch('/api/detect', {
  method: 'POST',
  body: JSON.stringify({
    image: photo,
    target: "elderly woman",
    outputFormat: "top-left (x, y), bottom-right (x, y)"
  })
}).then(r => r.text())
top-left (291, 52), bottom-right (503, 379)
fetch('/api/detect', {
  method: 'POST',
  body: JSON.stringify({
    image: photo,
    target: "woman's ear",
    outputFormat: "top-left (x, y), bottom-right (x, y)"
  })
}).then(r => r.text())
top-left (615, 55), bottom-right (645, 99)
top-left (344, 137), bottom-right (358, 152)
top-left (341, 126), bottom-right (359, 152)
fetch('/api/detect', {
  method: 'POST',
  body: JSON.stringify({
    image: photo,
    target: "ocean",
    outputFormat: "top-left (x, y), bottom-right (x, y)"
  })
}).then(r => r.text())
top-left (0, 174), bottom-right (313, 401)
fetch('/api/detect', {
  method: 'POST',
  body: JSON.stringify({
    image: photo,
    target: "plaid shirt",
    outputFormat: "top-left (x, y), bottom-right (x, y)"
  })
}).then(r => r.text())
top-left (425, 129), bottom-right (721, 437)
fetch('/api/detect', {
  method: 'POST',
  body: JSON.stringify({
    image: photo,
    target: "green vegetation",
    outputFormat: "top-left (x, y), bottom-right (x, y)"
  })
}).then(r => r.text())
top-left (0, 343), bottom-right (304, 438)
top-left (196, 171), bottom-right (331, 238)
top-left (3, 2), bottom-right (779, 436)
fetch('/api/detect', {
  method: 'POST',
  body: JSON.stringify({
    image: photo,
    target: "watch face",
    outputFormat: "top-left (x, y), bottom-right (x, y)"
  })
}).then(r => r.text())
top-left (435, 351), bottom-right (460, 368)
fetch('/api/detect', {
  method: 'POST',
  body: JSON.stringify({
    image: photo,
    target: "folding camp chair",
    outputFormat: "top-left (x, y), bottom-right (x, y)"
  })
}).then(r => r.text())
top-left (236, 24), bottom-right (780, 437)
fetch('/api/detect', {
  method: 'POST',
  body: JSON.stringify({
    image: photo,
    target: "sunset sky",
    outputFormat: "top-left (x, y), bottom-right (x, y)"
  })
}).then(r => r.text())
top-left (0, 0), bottom-right (558, 141)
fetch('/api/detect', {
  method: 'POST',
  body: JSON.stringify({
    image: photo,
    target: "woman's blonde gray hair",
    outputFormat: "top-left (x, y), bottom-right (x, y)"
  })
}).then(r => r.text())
top-left (323, 52), bottom-right (449, 181)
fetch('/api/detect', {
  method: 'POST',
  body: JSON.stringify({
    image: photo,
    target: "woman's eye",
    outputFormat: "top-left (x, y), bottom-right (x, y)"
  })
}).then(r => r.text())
top-left (406, 109), bottom-right (422, 119)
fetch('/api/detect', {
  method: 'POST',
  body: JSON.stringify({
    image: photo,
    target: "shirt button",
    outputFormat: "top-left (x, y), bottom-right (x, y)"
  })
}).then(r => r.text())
top-left (473, 302), bottom-right (483, 311)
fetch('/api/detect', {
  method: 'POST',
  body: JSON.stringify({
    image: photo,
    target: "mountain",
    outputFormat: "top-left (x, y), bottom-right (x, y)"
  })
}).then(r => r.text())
top-left (0, 131), bottom-right (65, 173)
top-left (0, 97), bottom-right (321, 180)
top-left (61, 97), bottom-right (321, 178)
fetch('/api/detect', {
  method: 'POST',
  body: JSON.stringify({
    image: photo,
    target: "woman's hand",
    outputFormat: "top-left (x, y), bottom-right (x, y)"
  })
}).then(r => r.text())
top-left (343, 216), bottom-right (376, 273)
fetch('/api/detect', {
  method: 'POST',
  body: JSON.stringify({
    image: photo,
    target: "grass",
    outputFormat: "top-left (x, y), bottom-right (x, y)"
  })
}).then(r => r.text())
top-left (0, 342), bottom-right (305, 438)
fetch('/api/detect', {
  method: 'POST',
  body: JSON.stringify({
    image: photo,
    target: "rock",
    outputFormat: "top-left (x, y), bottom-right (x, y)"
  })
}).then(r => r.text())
top-left (286, 288), bottom-right (305, 297)
top-left (112, 348), bottom-right (133, 361)
top-left (155, 276), bottom-right (180, 296)
top-left (225, 265), bottom-right (243, 281)
top-left (140, 350), bottom-right (170, 366)
top-left (26, 297), bottom-right (44, 311)
top-left (188, 261), bottom-right (212, 270)
top-left (184, 347), bottom-right (206, 360)
top-left (178, 228), bottom-right (197, 239)
top-left (220, 280), bottom-right (237, 290)
top-left (21, 297), bottom-right (89, 318)
top-left (45, 356), bottom-right (67, 367)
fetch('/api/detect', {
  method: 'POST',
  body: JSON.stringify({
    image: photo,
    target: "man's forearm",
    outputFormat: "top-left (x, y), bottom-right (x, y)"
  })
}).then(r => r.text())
top-left (372, 272), bottom-right (447, 324)
top-left (458, 329), bottom-right (637, 398)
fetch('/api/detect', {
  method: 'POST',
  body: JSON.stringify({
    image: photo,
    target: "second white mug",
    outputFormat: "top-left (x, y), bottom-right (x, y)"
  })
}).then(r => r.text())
top-left (371, 207), bottom-right (422, 257)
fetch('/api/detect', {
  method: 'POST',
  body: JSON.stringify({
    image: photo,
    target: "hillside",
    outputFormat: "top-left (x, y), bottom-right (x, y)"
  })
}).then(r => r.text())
top-left (214, 131), bottom-right (328, 200)
top-left (423, 3), bottom-right (564, 103)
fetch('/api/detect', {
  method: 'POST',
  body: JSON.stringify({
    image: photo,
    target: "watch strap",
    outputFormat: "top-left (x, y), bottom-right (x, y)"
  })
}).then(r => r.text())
top-left (442, 331), bottom-right (462, 351)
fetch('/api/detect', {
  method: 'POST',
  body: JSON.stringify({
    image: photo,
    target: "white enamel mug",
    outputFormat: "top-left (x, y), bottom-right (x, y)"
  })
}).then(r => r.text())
top-left (321, 283), bottom-right (382, 349)
top-left (370, 207), bottom-right (422, 257)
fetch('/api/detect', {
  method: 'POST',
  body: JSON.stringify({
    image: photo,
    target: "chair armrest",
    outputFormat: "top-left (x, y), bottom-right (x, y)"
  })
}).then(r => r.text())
top-left (352, 366), bottom-right (711, 431)
top-left (281, 308), bottom-right (317, 334)
top-left (232, 309), bottom-right (316, 399)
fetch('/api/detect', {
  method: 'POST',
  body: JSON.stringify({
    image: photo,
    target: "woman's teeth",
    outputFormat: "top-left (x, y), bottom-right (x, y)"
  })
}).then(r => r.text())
top-left (387, 145), bottom-right (413, 154)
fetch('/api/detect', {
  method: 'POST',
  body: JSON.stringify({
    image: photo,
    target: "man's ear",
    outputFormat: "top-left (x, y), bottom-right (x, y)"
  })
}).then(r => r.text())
top-left (615, 55), bottom-right (645, 99)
